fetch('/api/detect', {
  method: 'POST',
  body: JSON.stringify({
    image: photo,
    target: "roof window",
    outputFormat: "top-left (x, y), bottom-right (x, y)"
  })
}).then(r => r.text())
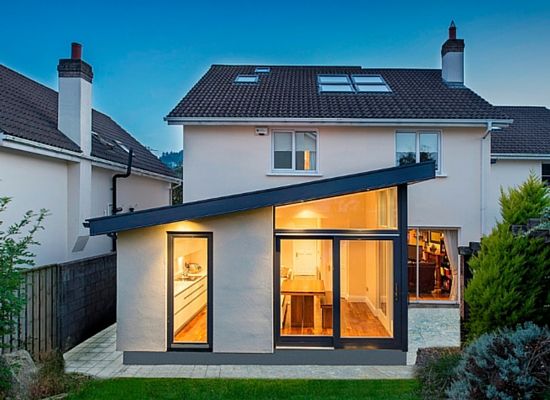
top-left (318, 74), bottom-right (391, 93)
top-left (254, 67), bottom-right (270, 73)
top-left (318, 75), bottom-right (354, 92)
top-left (235, 75), bottom-right (259, 83)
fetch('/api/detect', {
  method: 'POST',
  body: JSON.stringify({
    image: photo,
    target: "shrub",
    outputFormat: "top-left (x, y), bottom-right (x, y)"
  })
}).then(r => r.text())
top-left (0, 197), bottom-right (48, 344)
top-left (0, 356), bottom-right (12, 400)
top-left (29, 351), bottom-right (90, 400)
top-left (414, 347), bottom-right (462, 400)
top-left (447, 323), bottom-right (550, 400)
top-left (465, 174), bottom-right (550, 340)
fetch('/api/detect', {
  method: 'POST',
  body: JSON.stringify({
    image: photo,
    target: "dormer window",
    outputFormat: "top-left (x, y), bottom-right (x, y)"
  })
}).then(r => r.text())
top-left (235, 75), bottom-right (259, 83)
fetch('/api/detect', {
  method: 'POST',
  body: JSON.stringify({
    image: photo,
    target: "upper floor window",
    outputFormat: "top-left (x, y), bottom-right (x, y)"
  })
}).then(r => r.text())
top-left (396, 131), bottom-right (440, 171)
top-left (273, 130), bottom-right (318, 172)
top-left (543, 164), bottom-right (550, 186)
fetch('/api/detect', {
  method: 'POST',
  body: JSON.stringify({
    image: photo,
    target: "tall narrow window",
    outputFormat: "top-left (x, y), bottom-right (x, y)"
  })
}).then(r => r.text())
top-left (170, 234), bottom-right (211, 348)
top-left (396, 133), bottom-right (417, 166)
top-left (272, 130), bottom-right (318, 173)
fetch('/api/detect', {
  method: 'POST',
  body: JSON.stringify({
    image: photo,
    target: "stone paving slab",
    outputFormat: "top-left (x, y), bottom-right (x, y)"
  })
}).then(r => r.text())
top-left (64, 307), bottom-right (460, 379)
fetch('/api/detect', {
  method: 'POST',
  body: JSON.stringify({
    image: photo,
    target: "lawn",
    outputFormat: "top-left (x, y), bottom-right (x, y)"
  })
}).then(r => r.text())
top-left (67, 378), bottom-right (421, 400)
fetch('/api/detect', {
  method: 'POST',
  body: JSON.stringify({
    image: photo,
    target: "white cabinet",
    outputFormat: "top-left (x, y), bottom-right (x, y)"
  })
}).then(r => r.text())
top-left (174, 275), bottom-right (207, 333)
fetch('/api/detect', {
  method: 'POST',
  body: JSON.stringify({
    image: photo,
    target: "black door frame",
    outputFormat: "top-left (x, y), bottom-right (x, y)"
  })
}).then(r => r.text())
top-left (274, 234), bottom-right (404, 350)
top-left (167, 231), bottom-right (213, 351)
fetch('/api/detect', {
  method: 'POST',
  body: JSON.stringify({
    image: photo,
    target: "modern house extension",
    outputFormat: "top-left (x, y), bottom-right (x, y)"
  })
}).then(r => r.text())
top-left (0, 44), bottom-right (180, 266)
top-left (87, 162), bottom-right (435, 364)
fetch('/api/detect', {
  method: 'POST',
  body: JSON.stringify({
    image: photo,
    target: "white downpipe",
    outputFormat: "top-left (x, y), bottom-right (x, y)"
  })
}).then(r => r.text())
top-left (480, 122), bottom-right (493, 237)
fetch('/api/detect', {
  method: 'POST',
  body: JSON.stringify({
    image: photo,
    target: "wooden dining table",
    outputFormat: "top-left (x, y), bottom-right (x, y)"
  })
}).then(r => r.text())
top-left (281, 279), bottom-right (325, 329)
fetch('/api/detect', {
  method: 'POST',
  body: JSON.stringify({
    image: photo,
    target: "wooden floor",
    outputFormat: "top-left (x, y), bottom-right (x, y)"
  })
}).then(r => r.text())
top-left (174, 308), bottom-right (207, 343)
top-left (281, 299), bottom-right (391, 338)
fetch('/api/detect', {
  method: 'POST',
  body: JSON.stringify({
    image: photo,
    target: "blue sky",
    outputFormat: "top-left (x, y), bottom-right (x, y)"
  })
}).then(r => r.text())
top-left (1, 0), bottom-right (549, 153)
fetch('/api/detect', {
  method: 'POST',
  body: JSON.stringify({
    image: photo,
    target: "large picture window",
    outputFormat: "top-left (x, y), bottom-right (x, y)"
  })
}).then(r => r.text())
top-left (273, 130), bottom-right (318, 172)
top-left (396, 131), bottom-right (440, 171)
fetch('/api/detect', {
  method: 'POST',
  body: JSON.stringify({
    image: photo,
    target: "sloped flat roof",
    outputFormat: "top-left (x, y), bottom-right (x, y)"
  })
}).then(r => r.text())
top-left (86, 161), bottom-right (436, 236)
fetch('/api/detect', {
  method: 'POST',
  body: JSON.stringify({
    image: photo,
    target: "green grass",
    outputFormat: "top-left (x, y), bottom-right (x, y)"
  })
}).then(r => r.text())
top-left (67, 378), bottom-right (421, 400)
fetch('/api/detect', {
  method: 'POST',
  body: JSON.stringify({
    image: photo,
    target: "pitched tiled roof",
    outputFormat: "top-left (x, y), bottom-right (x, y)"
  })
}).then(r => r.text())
top-left (0, 64), bottom-right (177, 179)
top-left (167, 65), bottom-right (509, 121)
top-left (492, 106), bottom-right (550, 155)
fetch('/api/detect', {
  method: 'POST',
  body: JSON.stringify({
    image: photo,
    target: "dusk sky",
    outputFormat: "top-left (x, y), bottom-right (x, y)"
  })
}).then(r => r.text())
top-left (1, 0), bottom-right (549, 154)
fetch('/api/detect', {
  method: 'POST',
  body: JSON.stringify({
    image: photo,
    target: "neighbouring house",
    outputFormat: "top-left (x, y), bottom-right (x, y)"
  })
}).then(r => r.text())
top-left (86, 23), bottom-right (548, 365)
top-left (487, 106), bottom-right (550, 225)
top-left (0, 44), bottom-right (180, 267)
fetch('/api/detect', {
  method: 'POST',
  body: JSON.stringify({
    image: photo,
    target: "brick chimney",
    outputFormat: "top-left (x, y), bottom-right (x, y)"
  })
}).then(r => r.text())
top-left (57, 42), bottom-right (93, 155)
top-left (441, 21), bottom-right (465, 85)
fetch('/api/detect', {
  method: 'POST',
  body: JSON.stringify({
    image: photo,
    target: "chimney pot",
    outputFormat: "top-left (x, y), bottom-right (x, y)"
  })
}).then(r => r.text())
top-left (71, 42), bottom-right (82, 60)
top-left (449, 21), bottom-right (457, 39)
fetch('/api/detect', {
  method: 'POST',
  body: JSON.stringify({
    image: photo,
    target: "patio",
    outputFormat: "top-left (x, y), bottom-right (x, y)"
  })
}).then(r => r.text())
top-left (63, 307), bottom-right (459, 379)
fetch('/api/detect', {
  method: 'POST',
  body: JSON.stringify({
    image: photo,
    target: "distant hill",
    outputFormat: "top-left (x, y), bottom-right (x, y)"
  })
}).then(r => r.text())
top-left (160, 150), bottom-right (183, 169)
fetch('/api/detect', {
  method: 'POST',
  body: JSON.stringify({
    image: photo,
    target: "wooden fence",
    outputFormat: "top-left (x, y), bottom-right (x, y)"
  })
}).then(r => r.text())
top-left (1, 253), bottom-right (116, 359)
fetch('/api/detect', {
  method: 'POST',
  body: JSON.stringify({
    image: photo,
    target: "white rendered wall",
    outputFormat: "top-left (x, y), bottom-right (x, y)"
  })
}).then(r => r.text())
top-left (83, 166), bottom-right (173, 258)
top-left (183, 125), bottom-right (486, 245)
top-left (116, 208), bottom-right (274, 353)
top-left (486, 159), bottom-right (542, 231)
top-left (0, 149), bottom-right (69, 266)
top-left (442, 52), bottom-right (464, 84)
top-left (57, 77), bottom-right (92, 155)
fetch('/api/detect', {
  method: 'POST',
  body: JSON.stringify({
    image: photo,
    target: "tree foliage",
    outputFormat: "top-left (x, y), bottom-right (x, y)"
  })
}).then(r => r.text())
top-left (465, 174), bottom-right (550, 340)
top-left (0, 197), bottom-right (48, 344)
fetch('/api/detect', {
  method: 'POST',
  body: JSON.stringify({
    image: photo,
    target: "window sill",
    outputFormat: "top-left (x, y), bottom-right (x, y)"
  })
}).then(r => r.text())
top-left (435, 173), bottom-right (448, 178)
top-left (267, 171), bottom-right (323, 177)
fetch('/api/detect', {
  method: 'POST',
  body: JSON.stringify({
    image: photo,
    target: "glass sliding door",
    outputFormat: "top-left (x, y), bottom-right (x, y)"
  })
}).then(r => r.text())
top-left (168, 233), bottom-right (212, 350)
top-left (339, 240), bottom-right (393, 338)
top-left (279, 239), bottom-right (333, 339)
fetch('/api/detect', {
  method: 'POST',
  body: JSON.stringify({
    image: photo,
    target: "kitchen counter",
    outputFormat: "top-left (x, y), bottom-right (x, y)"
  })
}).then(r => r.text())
top-left (174, 273), bottom-right (207, 296)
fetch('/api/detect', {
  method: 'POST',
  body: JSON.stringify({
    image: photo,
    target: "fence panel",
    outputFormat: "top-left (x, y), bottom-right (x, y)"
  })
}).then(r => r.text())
top-left (1, 253), bottom-right (116, 359)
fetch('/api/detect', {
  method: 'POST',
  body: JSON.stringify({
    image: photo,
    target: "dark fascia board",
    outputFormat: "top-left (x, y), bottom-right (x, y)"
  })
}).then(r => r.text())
top-left (86, 161), bottom-right (436, 236)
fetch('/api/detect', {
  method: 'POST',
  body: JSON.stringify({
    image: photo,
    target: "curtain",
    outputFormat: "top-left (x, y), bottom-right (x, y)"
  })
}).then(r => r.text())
top-left (443, 230), bottom-right (459, 301)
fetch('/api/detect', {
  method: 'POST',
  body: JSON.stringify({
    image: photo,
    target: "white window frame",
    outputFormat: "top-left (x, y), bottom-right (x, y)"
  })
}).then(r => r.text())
top-left (270, 129), bottom-right (320, 175)
top-left (395, 130), bottom-right (442, 173)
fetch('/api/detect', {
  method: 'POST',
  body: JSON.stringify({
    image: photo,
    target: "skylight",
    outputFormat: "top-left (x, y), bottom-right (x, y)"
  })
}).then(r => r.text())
top-left (318, 74), bottom-right (391, 93)
top-left (235, 75), bottom-right (259, 83)
top-left (352, 75), bottom-right (384, 84)
top-left (317, 75), bottom-right (354, 92)
top-left (318, 75), bottom-right (350, 84)
top-left (255, 67), bottom-right (270, 73)
top-left (319, 84), bottom-right (355, 92)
